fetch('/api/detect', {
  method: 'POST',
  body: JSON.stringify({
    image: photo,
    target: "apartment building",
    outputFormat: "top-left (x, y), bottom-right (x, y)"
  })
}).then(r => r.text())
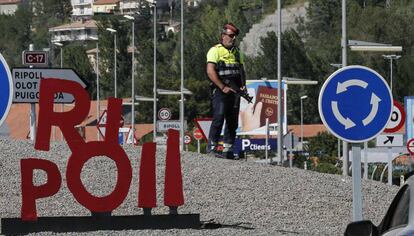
top-left (71, 0), bottom-right (93, 19)
top-left (49, 19), bottom-right (98, 43)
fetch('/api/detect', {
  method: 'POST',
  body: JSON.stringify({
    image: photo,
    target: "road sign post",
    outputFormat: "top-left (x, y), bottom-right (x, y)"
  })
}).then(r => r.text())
top-left (0, 52), bottom-right (13, 128)
top-left (319, 65), bottom-right (392, 221)
top-left (193, 128), bottom-right (203, 153)
top-left (184, 134), bottom-right (192, 152)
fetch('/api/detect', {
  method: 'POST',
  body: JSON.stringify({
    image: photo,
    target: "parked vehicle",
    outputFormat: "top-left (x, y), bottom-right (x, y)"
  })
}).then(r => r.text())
top-left (345, 177), bottom-right (414, 235)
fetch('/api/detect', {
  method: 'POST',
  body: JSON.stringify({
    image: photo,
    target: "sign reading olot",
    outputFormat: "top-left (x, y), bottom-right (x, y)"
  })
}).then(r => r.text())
top-left (19, 79), bottom-right (185, 220)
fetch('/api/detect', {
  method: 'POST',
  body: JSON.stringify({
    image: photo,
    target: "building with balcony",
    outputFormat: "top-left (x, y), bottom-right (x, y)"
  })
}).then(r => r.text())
top-left (71, 0), bottom-right (93, 19)
top-left (119, 0), bottom-right (140, 15)
top-left (49, 20), bottom-right (98, 43)
top-left (93, 0), bottom-right (120, 15)
top-left (0, 0), bottom-right (26, 15)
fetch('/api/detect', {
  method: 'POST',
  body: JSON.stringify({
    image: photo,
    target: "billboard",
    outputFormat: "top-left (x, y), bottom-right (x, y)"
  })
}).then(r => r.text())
top-left (405, 96), bottom-right (414, 140)
top-left (237, 80), bottom-right (287, 135)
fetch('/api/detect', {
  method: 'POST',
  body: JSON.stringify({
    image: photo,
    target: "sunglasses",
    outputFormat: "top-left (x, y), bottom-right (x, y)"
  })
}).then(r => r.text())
top-left (224, 33), bottom-right (236, 39)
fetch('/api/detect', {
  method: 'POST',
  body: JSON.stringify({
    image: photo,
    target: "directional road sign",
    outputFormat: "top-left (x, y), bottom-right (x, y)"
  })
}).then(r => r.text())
top-left (376, 134), bottom-right (404, 147)
top-left (157, 120), bottom-right (187, 132)
top-left (384, 100), bottom-right (405, 133)
top-left (407, 138), bottom-right (414, 155)
top-left (319, 66), bottom-right (392, 143)
top-left (0, 52), bottom-right (13, 128)
top-left (12, 68), bottom-right (87, 103)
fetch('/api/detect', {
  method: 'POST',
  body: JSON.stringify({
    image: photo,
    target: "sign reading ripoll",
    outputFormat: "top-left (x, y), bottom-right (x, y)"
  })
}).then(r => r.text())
top-left (0, 52), bottom-right (13, 128)
top-left (12, 68), bottom-right (87, 103)
top-left (319, 66), bottom-right (392, 143)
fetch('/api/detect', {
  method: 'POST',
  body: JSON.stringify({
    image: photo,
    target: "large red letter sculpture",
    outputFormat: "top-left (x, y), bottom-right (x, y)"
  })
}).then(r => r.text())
top-left (164, 129), bottom-right (184, 207)
top-left (21, 158), bottom-right (62, 221)
top-left (30, 79), bottom-right (132, 215)
top-left (35, 78), bottom-right (90, 152)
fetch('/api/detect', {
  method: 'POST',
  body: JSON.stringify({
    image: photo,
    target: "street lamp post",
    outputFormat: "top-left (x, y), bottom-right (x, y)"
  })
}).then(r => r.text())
top-left (382, 54), bottom-right (401, 96)
top-left (276, 0), bottom-right (283, 165)
top-left (53, 42), bottom-right (63, 142)
top-left (300, 95), bottom-right (308, 152)
top-left (106, 28), bottom-right (117, 98)
top-left (179, 0), bottom-right (185, 151)
top-left (90, 36), bottom-right (100, 140)
top-left (148, 0), bottom-right (157, 142)
top-left (124, 15), bottom-right (135, 144)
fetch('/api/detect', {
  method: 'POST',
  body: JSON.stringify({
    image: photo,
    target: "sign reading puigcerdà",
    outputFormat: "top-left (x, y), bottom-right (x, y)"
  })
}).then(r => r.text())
top-left (0, 79), bottom-right (199, 234)
top-left (12, 68), bottom-right (87, 103)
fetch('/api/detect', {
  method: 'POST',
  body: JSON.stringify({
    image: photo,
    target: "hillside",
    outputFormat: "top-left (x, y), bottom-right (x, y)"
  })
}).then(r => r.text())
top-left (240, 2), bottom-right (308, 57)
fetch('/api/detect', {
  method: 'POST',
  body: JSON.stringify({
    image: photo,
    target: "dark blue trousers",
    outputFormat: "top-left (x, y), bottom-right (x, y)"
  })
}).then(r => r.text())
top-left (208, 89), bottom-right (240, 147)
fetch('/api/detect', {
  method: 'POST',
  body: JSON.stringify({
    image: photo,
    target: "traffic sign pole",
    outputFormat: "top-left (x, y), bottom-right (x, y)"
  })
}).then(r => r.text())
top-left (197, 139), bottom-right (200, 153)
top-left (29, 44), bottom-right (36, 141)
top-left (351, 144), bottom-right (362, 221)
top-left (388, 147), bottom-right (392, 185)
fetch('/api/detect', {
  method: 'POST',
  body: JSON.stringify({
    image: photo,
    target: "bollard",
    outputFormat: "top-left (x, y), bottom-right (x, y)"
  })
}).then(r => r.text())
top-left (304, 161), bottom-right (307, 170)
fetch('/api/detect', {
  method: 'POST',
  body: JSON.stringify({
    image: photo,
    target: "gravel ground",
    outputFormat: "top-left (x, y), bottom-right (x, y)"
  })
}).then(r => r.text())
top-left (0, 138), bottom-right (399, 235)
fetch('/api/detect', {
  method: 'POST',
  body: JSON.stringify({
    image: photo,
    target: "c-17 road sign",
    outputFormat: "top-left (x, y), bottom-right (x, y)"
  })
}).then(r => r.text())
top-left (12, 68), bottom-right (87, 103)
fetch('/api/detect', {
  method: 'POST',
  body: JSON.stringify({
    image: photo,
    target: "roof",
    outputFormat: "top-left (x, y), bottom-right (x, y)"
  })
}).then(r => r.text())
top-left (0, 0), bottom-right (20, 4)
top-left (288, 124), bottom-right (327, 138)
top-left (49, 20), bottom-right (97, 32)
top-left (288, 123), bottom-right (405, 138)
top-left (94, 0), bottom-right (119, 5)
top-left (2, 99), bottom-right (153, 142)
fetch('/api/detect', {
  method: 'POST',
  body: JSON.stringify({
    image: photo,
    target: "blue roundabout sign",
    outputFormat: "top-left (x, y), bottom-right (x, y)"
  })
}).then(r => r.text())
top-left (319, 65), bottom-right (392, 143)
top-left (0, 52), bottom-right (13, 128)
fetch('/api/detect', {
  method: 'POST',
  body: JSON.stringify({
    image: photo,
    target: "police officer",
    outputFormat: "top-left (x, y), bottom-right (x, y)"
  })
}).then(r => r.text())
top-left (206, 23), bottom-right (246, 159)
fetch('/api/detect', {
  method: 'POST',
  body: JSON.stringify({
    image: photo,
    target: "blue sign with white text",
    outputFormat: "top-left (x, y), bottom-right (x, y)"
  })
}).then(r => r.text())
top-left (233, 138), bottom-right (276, 154)
top-left (319, 66), bottom-right (392, 143)
top-left (0, 53), bottom-right (13, 128)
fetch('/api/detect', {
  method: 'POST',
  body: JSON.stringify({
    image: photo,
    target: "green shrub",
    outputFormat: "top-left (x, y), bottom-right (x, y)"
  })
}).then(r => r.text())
top-left (315, 163), bottom-right (341, 175)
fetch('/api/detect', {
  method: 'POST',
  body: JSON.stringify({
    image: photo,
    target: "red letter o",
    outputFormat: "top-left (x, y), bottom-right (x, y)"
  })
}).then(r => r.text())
top-left (66, 142), bottom-right (132, 212)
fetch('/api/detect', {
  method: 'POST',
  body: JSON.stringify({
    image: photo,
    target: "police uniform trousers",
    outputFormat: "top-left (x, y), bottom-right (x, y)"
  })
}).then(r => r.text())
top-left (208, 88), bottom-right (240, 147)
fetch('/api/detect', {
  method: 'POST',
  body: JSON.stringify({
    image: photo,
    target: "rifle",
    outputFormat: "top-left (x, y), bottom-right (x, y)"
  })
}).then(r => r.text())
top-left (222, 78), bottom-right (253, 104)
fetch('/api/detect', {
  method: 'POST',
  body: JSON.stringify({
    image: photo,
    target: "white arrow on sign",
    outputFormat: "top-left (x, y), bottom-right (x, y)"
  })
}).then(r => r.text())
top-left (336, 79), bottom-right (368, 94)
top-left (12, 68), bottom-right (87, 103)
top-left (376, 134), bottom-right (404, 147)
top-left (362, 93), bottom-right (381, 126)
top-left (331, 101), bottom-right (356, 129)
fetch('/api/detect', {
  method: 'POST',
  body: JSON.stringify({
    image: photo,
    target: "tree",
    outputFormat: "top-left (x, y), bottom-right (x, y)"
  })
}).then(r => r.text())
top-left (307, 131), bottom-right (339, 165)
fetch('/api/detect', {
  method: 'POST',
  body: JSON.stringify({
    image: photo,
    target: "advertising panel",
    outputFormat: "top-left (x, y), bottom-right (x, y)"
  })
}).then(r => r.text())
top-left (237, 80), bottom-right (287, 135)
top-left (405, 96), bottom-right (414, 140)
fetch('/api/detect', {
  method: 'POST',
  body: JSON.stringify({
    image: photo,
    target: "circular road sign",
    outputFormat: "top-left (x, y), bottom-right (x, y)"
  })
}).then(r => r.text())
top-left (407, 138), bottom-right (414, 155)
top-left (384, 100), bottom-right (405, 133)
top-left (158, 108), bottom-right (171, 121)
top-left (193, 128), bottom-right (203, 140)
top-left (184, 134), bottom-right (192, 144)
top-left (0, 52), bottom-right (13, 128)
top-left (319, 66), bottom-right (392, 143)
